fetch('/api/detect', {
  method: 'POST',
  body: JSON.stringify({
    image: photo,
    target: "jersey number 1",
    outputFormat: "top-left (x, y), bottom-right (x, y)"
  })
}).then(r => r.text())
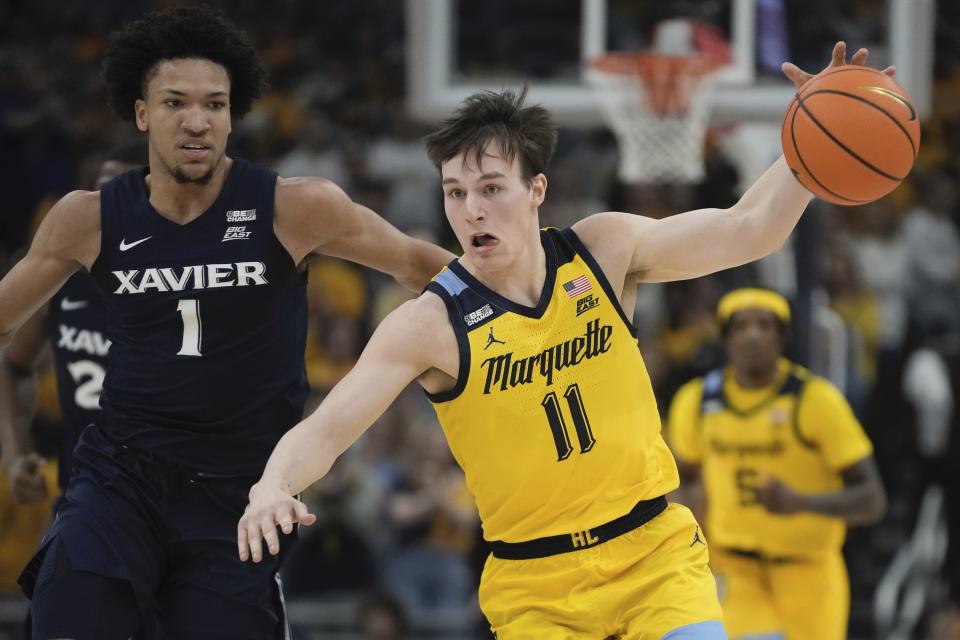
top-left (541, 383), bottom-right (596, 461)
top-left (177, 299), bottom-right (203, 357)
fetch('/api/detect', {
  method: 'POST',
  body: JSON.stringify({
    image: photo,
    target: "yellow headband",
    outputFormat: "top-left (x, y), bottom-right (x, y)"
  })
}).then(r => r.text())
top-left (717, 288), bottom-right (791, 324)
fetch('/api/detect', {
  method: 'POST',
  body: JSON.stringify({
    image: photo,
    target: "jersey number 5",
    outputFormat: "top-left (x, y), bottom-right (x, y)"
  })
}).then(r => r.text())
top-left (177, 299), bottom-right (203, 357)
top-left (541, 383), bottom-right (596, 461)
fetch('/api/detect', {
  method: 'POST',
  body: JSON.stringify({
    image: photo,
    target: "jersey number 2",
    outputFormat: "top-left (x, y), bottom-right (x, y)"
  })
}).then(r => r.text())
top-left (177, 299), bottom-right (202, 357)
top-left (541, 383), bottom-right (596, 461)
top-left (66, 360), bottom-right (105, 410)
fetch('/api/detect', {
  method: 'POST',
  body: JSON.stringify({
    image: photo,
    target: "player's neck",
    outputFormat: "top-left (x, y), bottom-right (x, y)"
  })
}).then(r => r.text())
top-left (144, 157), bottom-right (233, 225)
top-left (731, 362), bottom-right (780, 390)
top-left (462, 235), bottom-right (547, 307)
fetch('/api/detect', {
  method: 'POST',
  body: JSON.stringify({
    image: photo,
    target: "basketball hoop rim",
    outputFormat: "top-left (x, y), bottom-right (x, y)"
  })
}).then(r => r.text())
top-left (583, 51), bottom-right (725, 185)
top-left (587, 51), bottom-right (727, 78)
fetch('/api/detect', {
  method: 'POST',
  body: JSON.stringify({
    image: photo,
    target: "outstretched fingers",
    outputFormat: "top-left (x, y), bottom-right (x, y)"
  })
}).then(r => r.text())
top-left (850, 47), bottom-right (869, 66)
top-left (783, 41), bottom-right (895, 90)
top-left (260, 515), bottom-right (281, 558)
top-left (781, 61), bottom-right (811, 88)
top-left (831, 41), bottom-right (847, 67)
top-left (294, 499), bottom-right (317, 527)
top-left (238, 499), bottom-right (316, 562)
top-left (238, 513), bottom-right (256, 562)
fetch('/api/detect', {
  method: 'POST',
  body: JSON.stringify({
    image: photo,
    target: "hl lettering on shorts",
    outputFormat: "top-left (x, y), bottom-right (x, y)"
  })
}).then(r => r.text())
top-left (571, 528), bottom-right (600, 549)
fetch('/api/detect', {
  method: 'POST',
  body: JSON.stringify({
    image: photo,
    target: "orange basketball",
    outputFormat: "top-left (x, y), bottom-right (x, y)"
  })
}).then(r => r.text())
top-left (781, 66), bottom-right (921, 205)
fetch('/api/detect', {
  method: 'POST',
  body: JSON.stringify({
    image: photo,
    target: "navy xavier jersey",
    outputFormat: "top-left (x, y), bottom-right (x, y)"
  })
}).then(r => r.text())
top-left (89, 159), bottom-right (308, 475)
top-left (47, 272), bottom-right (109, 490)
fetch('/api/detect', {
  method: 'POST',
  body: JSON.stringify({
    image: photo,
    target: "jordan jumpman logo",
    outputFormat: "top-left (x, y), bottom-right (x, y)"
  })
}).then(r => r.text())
top-left (690, 527), bottom-right (706, 547)
top-left (484, 327), bottom-right (507, 350)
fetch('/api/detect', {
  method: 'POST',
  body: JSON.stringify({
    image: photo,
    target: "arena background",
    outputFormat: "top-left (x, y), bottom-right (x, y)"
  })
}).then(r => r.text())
top-left (0, 1), bottom-right (959, 638)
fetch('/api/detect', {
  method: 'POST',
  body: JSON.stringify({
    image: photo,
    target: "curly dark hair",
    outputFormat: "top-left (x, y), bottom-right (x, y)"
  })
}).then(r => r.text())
top-left (101, 5), bottom-right (268, 121)
top-left (423, 85), bottom-right (557, 184)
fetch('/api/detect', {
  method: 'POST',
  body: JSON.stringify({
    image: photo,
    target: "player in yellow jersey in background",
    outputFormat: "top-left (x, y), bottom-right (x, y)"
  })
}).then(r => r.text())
top-left (237, 44), bottom-right (889, 639)
top-left (667, 288), bottom-right (887, 640)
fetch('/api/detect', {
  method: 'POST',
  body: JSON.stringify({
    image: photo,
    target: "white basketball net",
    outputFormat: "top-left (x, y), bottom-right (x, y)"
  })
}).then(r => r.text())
top-left (586, 54), bottom-right (721, 184)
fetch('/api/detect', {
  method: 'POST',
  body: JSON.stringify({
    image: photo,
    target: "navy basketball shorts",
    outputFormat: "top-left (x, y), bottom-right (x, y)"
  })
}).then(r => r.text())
top-left (19, 424), bottom-right (295, 640)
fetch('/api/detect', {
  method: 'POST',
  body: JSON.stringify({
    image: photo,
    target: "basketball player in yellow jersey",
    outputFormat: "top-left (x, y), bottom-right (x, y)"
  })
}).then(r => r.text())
top-left (667, 288), bottom-right (888, 640)
top-left (238, 43), bottom-right (894, 639)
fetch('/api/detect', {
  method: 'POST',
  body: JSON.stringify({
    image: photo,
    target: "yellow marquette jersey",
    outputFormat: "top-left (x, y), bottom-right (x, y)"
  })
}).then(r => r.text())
top-left (425, 228), bottom-right (678, 543)
top-left (668, 359), bottom-right (873, 557)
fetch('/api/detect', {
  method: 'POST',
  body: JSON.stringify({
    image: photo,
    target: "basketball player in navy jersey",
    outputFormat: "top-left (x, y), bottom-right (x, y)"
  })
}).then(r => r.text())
top-left (0, 6), bottom-right (452, 640)
top-left (0, 148), bottom-right (145, 509)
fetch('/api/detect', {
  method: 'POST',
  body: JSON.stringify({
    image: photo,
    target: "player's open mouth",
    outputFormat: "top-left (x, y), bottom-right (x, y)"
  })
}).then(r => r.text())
top-left (179, 142), bottom-right (211, 161)
top-left (471, 233), bottom-right (498, 248)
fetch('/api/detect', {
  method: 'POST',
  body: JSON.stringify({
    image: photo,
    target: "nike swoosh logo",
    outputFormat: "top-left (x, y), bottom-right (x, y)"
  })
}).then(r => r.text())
top-left (119, 236), bottom-right (152, 252)
top-left (60, 298), bottom-right (88, 311)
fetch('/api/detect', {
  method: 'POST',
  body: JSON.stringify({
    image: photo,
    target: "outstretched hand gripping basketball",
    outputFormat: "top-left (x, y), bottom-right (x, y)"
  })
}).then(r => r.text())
top-left (781, 41), bottom-right (919, 205)
top-left (782, 41), bottom-right (896, 90)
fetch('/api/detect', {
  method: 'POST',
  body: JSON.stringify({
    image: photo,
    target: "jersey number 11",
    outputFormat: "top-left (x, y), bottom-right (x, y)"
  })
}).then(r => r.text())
top-left (541, 383), bottom-right (596, 461)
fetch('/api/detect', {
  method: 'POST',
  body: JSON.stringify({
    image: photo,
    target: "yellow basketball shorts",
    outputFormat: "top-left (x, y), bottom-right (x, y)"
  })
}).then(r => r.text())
top-left (479, 503), bottom-right (724, 640)
top-left (711, 547), bottom-right (849, 640)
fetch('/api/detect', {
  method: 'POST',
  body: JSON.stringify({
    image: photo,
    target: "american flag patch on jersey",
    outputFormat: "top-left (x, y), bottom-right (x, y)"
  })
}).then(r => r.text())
top-left (562, 275), bottom-right (591, 298)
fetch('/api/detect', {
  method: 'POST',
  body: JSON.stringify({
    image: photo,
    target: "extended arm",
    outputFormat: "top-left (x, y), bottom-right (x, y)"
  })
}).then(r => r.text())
top-left (573, 43), bottom-right (894, 285)
top-left (0, 191), bottom-right (99, 346)
top-left (757, 456), bottom-right (888, 526)
top-left (0, 308), bottom-right (50, 503)
top-left (237, 293), bottom-right (455, 561)
top-left (275, 178), bottom-right (455, 291)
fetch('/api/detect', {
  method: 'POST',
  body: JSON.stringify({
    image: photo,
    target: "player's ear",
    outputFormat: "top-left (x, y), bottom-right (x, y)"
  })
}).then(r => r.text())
top-left (135, 99), bottom-right (148, 132)
top-left (530, 173), bottom-right (547, 207)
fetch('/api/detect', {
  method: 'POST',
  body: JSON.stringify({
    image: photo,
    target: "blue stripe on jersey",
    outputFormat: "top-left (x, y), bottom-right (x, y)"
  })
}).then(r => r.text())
top-left (434, 266), bottom-right (469, 296)
top-left (660, 620), bottom-right (729, 639)
top-left (89, 158), bottom-right (308, 475)
top-left (47, 271), bottom-right (109, 490)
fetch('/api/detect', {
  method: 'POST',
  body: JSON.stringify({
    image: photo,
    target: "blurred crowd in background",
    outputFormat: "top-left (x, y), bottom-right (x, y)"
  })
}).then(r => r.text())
top-left (1, 1), bottom-right (960, 638)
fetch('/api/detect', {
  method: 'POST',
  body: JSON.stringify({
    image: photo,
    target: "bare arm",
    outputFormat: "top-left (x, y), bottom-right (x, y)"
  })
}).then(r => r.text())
top-left (811, 457), bottom-right (888, 525)
top-left (238, 292), bottom-right (457, 561)
top-left (0, 190), bottom-right (99, 346)
top-left (573, 43), bottom-right (893, 286)
top-left (757, 456), bottom-right (888, 526)
top-left (275, 177), bottom-right (455, 291)
top-left (0, 308), bottom-right (50, 503)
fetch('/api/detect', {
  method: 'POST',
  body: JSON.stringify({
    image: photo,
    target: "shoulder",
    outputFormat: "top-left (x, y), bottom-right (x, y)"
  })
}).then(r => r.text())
top-left (47, 190), bottom-right (101, 227)
top-left (571, 212), bottom-right (657, 249)
top-left (275, 176), bottom-right (353, 217)
top-left (371, 290), bottom-right (455, 366)
top-left (273, 177), bottom-right (355, 260)
top-left (275, 177), bottom-right (350, 225)
top-left (571, 211), bottom-right (657, 277)
top-left (34, 190), bottom-right (101, 266)
top-left (384, 290), bottom-right (450, 335)
top-left (671, 376), bottom-right (706, 411)
top-left (793, 370), bottom-right (862, 437)
top-left (798, 373), bottom-right (848, 406)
